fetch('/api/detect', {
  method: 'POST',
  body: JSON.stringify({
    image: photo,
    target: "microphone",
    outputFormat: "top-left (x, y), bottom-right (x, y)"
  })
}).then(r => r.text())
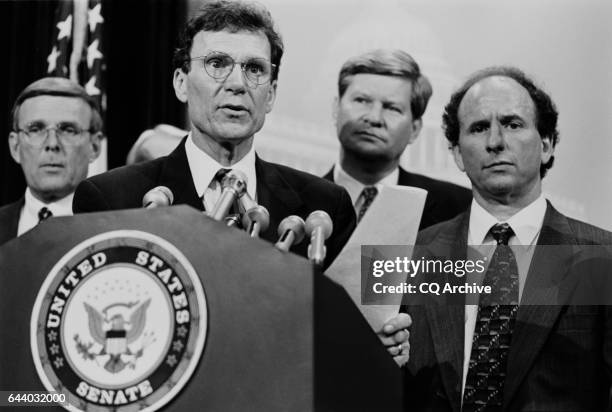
top-left (225, 213), bottom-right (242, 228)
top-left (238, 191), bottom-right (258, 213)
top-left (275, 215), bottom-right (306, 251)
top-left (142, 186), bottom-right (174, 209)
top-left (305, 211), bottom-right (333, 266)
top-left (242, 205), bottom-right (270, 238)
top-left (208, 170), bottom-right (248, 221)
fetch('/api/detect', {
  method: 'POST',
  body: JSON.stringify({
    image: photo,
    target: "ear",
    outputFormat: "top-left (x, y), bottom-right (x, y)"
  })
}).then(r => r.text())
top-left (451, 144), bottom-right (465, 172)
top-left (540, 135), bottom-right (554, 165)
top-left (173, 68), bottom-right (188, 103)
top-left (406, 118), bottom-right (423, 144)
top-left (264, 80), bottom-right (277, 114)
top-left (88, 132), bottom-right (103, 163)
top-left (8, 132), bottom-right (21, 164)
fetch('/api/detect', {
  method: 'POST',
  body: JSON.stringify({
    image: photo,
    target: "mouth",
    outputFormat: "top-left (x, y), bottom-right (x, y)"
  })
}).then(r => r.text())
top-left (355, 130), bottom-right (384, 140)
top-left (40, 163), bottom-right (65, 170)
top-left (484, 161), bottom-right (513, 170)
top-left (219, 104), bottom-right (250, 114)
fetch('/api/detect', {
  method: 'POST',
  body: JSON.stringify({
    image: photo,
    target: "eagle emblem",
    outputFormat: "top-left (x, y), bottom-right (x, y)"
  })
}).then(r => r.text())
top-left (75, 299), bottom-right (153, 373)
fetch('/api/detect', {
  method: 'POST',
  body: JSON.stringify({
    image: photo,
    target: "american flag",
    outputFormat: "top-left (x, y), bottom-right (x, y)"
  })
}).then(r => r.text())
top-left (47, 0), bottom-right (106, 114)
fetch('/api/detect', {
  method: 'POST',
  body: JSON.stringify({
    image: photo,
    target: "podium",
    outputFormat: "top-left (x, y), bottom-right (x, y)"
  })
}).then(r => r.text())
top-left (0, 206), bottom-right (402, 411)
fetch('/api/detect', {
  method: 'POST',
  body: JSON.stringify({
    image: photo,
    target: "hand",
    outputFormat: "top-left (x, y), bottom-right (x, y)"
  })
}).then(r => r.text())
top-left (378, 313), bottom-right (411, 367)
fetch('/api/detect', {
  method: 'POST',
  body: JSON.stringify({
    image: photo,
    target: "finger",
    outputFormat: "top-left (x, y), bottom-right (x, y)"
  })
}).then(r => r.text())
top-left (393, 353), bottom-right (410, 367)
top-left (382, 313), bottom-right (412, 334)
top-left (386, 341), bottom-right (409, 357)
top-left (379, 328), bottom-right (410, 347)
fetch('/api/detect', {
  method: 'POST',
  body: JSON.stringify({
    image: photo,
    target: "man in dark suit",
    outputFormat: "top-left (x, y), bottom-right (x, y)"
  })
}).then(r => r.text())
top-left (323, 49), bottom-right (471, 229)
top-left (73, 0), bottom-right (411, 364)
top-left (404, 66), bottom-right (612, 410)
top-left (0, 77), bottom-right (102, 246)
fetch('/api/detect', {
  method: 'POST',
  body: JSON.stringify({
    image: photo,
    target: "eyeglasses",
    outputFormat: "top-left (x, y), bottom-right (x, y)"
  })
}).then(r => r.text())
top-left (190, 51), bottom-right (276, 86)
top-left (16, 122), bottom-right (91, 147)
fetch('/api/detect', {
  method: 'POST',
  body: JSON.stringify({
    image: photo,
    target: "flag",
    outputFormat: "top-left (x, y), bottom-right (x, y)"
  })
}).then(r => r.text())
top-left (47, 0), bottom-right (106, 114)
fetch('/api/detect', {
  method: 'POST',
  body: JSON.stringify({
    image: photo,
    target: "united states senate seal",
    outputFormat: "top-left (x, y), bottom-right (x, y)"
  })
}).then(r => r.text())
top-left (30, 230), bottom-right (207, 411)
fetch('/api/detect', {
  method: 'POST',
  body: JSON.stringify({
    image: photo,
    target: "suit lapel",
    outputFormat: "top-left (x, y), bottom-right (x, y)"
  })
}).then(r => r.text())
top-left (158, 138), bottom-right (203, 211)
top-left (322, 167), bottom-right (334, 182)
top-left (255, 156), bottom-right (304, 243)
top-left (503, 203), bottom-right (579, 407)
top-left (0, 197), bottom-right (24, 244)
top-left (424, 212), bottom-right (470, 412)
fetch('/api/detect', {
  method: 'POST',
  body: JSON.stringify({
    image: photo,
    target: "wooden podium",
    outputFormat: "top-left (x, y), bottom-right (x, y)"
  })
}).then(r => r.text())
top-left (0, 206), bottom-right (402, 411)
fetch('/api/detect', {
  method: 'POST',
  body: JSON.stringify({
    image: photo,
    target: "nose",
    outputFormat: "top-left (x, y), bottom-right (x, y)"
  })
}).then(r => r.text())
top-left (362, 102), bottom-right (383, 127)
top-left (43, 128), bottom-right (62, 152)
top-left (223, 63), bottom-right (247, 93)
top-left (485, 122), bottom-right (505, 152)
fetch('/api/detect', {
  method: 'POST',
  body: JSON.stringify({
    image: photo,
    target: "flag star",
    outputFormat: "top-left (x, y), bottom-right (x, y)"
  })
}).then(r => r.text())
top-left (88, 3), bottom-right (104, 32)
top-left (87, 39), bottom-right (103, 68)
top-left (85, 76), bottom-right (100, 96)
top-left (47, 46), bottom-right (60, 73)
top-left (57, 14), bottom-right (72, 40)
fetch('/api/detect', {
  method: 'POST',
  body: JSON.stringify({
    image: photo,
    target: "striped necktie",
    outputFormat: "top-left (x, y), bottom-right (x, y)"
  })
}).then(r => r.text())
top-left (357, 186), bottom-right (378, 223)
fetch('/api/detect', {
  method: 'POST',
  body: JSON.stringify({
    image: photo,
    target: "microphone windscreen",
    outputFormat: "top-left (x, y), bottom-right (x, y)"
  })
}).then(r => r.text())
top-left (304, 210), bottom-right (333, 239)
top-left (277, 215), bottom-right (306, 244)
top-left (242, 205), bottom-right (270, 232)
top-left (142, 186), bottom-right (174, 208)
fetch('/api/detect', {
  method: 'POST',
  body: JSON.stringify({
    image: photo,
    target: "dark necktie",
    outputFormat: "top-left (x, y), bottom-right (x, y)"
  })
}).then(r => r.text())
top-left (357, 186), bottom-right (378, 223)
top-left (463, 223), bottom-right (518, 412)
top-left (38, 207), bottom-right (53, 222)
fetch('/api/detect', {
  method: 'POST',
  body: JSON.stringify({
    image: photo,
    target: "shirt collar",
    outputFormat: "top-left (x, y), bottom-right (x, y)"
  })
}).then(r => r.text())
top-left (24, 187), bottom-right (74, 217)
top-left (333, 163), bottom-right (399, 205)
top-left (468, 193), bottom-right (547, 245)
top-left (185, 133), bottom-right (257, 200)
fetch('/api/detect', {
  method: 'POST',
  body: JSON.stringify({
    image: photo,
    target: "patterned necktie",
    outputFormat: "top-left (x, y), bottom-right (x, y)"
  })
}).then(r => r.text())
top-left (38, 206), bottom-right (53, 222)
top-left (357, 186), bottom-right (378, 223)
top-left (203, 168), bottom-right (231, 211)
top-left (463, 223), bottom-right (518, 412)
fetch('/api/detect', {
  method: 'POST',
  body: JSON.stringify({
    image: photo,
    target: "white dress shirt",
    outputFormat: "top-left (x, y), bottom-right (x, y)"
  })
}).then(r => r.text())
top-left (461, 194), bottom-right (547, 396)
top-left (184, 133), bottom-right (257, 211)
top-left (17, 188), bottom-right (74, 236)
top-left (333, 163), bottom-right (399, 216)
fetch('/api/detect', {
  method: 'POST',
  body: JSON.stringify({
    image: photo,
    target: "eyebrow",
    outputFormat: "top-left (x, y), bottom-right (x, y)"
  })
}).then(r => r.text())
top-left (498, 114), bottom-right (524, 124)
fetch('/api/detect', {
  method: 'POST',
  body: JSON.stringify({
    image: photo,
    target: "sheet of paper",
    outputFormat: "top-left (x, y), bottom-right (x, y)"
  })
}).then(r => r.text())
top-left (326, 185), bottom-right (427, 332)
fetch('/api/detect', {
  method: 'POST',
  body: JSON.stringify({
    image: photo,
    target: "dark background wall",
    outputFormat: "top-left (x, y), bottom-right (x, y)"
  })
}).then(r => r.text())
top-left (0, 0), bottom-right (187, 206)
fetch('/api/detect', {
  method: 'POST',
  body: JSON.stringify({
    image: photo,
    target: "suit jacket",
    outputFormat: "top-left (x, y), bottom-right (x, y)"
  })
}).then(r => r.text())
top-left (323, 166), bottom-right (471, 230)
top-left (404, 202), bottom-right (612, 411)
top-left (73, 139), bottom-right (356, 269)
top-left (0, 197), bottom-right (23, 247)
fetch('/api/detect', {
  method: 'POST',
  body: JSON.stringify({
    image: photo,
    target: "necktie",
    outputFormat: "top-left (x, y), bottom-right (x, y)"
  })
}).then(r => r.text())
top-left (357, 186), bottom-right (378, 223)
top-left (38, 207), bottom-right (53, 222)
top-left (463, 223), bottom-right (518, 412)
top-left (203, 168), bottom-right (231, 211)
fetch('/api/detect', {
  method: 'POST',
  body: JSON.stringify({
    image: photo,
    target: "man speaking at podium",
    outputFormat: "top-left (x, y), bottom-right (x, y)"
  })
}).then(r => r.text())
top-left (73, 0), bottom-right (412, 363)
top-left (73, 0), bottom-right (355, 269)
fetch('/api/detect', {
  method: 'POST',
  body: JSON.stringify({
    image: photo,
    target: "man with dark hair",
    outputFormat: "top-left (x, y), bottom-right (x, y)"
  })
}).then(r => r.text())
top-left (324, 49), bottom-right (471, 228)
top-left (74, 0), bottom-right (354, 268)
top-left (0, 77), bottom-right (102, 246)
top-left (73, 1), bottom-right (411, 364)
top-left (404, 66), bottom-right (612, 410)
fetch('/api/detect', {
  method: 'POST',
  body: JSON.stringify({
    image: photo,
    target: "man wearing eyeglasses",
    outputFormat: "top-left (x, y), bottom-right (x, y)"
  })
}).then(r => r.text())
top-left (73, 0), bottom-right (412, 367)
top-left (74, 0), bottom-right (354, 269)
top-left (0, 77), bottom-right (102, 246)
